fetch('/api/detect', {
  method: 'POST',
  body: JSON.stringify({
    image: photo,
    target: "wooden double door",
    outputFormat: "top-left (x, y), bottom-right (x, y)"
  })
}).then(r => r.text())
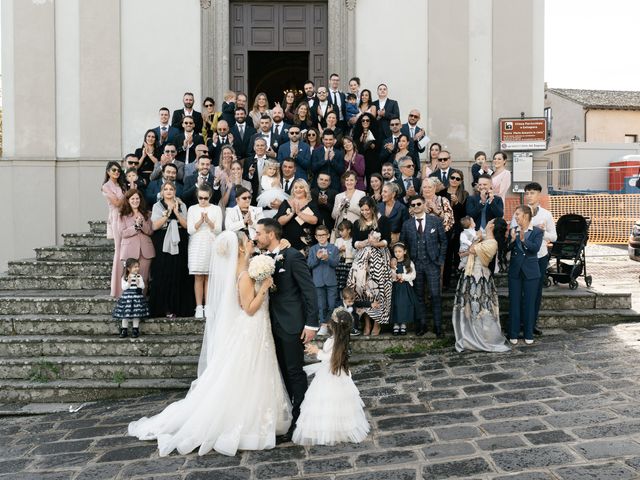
top-left (230, 1), bottom-right (328, 104)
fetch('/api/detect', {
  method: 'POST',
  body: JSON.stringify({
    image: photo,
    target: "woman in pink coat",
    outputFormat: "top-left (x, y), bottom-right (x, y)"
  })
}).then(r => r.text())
top-left (118, 189), bottom-right (155, 291)
top-left (102, 161), bottom-right (127, 297)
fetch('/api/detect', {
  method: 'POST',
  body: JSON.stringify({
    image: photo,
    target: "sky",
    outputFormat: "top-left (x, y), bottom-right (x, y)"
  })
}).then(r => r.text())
top-left (545, 0), bottom-right (640, 91)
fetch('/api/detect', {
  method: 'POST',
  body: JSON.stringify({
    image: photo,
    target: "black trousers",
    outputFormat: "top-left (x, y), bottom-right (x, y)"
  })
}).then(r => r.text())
top-left (443, 229), bottom-right (459, 288)
top-left (413, 263), bottom-right (443, 332)
top-left (272, 322), bottom-right (307, 429)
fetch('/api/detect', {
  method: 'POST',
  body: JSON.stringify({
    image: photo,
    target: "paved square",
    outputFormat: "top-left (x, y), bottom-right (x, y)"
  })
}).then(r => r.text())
top-left (3, 323), bottom-right (640, 479)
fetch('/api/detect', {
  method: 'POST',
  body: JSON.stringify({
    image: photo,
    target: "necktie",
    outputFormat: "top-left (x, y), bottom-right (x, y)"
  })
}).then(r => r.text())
top-left (410, 127), bottom-right (415, 138)
top-left (274, 125), bottom-right (279, 136)
top-left (405, 179), bottom-right (411, 190)
top-left (393, 137), bottom-right (398, 148)
top-left (285, 180), bottom-right (291, 194)
top-left (417, 217), bottom-right (423, 234)
top-left (332, 92), bottom-right (337, 105)
top-left (442, 170), bottom-right (446, 183)
top-left (239, 124), bottom-right (244, 139)
top-left (480, 202), bottom-right (488, 229)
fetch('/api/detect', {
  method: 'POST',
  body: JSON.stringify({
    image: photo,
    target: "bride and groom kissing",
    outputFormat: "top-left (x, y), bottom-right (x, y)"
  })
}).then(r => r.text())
top-left (128, 218), bottom-right (320, 456)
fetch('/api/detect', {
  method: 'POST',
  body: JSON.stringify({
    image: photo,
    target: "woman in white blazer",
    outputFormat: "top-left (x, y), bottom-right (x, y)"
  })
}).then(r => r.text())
top-left (331, 171), bottom-right (366, 239)
top-left (224, 185), bottom-right (264, 240)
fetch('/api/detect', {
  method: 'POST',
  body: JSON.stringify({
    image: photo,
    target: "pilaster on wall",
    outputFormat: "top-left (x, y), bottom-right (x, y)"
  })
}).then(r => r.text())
top-left (201, 0), bottom-right (230, 103)
top-left (328, 0), bottom-right (356, 80)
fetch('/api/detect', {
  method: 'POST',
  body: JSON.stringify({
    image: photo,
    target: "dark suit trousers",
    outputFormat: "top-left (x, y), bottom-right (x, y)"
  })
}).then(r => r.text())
top-left (443, 229), bottom-right (458, 288)
top-left (508, 272), bottom-right (538, 340)
top-left (534, 255), bottom-right (549, 324)
top-left (271, 322), bottom-right (307, 427)
top-left (413, 263), bottom-right (442, 331)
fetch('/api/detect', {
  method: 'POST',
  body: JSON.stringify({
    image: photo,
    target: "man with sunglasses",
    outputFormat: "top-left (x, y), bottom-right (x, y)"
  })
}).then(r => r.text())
top-left (400, 195), bottom-right (448, 337)
top-left (395, 156), bottom-right (421, 206)
top-left (380, 117), bottom-right (418, 169)
top-left (277, 127), bottom-right (311, 179)
top-left (401, 109), bottom-right (427, 155)
top-left (175, 116), bottom-right (204, 167)
top-left (149, 143), bottom-right (185, 182)
top-left (429, 151), bottom-right (453, 187)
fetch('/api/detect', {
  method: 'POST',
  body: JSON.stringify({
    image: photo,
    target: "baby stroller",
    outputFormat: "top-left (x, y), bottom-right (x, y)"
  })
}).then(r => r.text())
top-left (545, 214), bottom-right (592, 290)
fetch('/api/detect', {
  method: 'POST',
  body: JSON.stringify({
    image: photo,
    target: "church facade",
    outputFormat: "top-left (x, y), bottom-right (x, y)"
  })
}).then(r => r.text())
top-left (0, 0), bottom-right (544, 269)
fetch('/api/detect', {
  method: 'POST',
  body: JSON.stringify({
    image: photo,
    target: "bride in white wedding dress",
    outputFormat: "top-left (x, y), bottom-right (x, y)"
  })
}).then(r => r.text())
top-left (128, 230), bottom-right (291, 457)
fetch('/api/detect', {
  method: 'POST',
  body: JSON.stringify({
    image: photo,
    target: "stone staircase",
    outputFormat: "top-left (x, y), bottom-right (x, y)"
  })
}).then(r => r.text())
top-left (0, 220), bottom-right (639, 403)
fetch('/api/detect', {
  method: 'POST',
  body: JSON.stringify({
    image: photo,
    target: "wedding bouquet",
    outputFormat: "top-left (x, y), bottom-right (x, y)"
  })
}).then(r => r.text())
top-left (248, 254), bottom-right (276, 282)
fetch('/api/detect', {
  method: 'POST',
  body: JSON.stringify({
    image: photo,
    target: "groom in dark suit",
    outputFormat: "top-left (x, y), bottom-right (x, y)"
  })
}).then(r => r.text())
top-left (400, 195), bottom-right (448, 337)
top-left (255, 218), bottom-right (319, 442)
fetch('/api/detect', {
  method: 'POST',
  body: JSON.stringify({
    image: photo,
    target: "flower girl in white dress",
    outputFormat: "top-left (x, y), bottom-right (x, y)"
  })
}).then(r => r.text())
top-left (257, 160), bottom-right (288, 217)
top-left (293, 307), bottom-right (370, 446)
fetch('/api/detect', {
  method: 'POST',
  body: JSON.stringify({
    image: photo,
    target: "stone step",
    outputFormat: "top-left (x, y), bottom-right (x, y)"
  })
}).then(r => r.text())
top-left (0, 335), bottom-right (202, 357)
top-left (0, 275), bottom-right (109, 291)
top-left (88, 220), bottom-right (107, 235)
top-left (0, 315), bottom-right (204, 336)
top-left (62, 233), bottom-right (113, 248)
top-left (1, 355), bottom-right (199, 381)
top-left (8, 260), bottom-right (112, 277)
top-left (0, 291), bottom-right (113, 315)
top-left (35, 246), bottom-right (114, 262)
top-left (0, 287), bottom-right (629, 315)
top-left (0, 378), bottom-right (191, 403)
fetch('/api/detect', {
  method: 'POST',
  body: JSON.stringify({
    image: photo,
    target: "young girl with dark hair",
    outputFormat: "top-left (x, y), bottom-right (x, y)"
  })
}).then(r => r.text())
top-left (293, 307), bottom-right (369, 445)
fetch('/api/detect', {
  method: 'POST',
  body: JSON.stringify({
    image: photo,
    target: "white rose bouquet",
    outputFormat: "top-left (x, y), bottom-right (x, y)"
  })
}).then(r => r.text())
top-left (248, 254), bottom-right (276, 282)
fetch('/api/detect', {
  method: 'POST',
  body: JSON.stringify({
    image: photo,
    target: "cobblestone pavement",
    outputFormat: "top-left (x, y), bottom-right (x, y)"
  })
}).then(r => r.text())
top-left (4, 322), bottom-right (640, 479)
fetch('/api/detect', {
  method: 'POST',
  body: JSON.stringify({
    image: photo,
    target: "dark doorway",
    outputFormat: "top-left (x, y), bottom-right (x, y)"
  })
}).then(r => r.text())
top-left (248, 51), bottom-right (309, 107)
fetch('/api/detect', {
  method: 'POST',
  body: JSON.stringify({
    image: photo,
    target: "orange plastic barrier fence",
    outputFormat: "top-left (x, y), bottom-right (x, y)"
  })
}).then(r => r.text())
top-left (504, 194), bottom-right (640, 245)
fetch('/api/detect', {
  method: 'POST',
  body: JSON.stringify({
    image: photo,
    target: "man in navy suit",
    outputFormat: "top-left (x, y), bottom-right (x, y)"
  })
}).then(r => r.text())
top-left (373, 83), bottom-right (400, 138)
top-left (145, 163), bottom-right (184, 206)
top-left (302, 80), bottom-right (318, 110)
top-left (508, 206), bottom-right (545, 344)
top-left (153, 107), bottom-right (180, 148)
top-left (466, 174), bottom-right (504, 230)
top-left (207, 120), bottom-right (239, 166)
top-left (271, 105), bottom-right (291, 145)
top-left (181, 155), bottom-right (221, 207)
top-left (400, 195), bottom-right (448, 337)
top-left (311, 129), bottom-right (345, 191)
top-left (380, 117), bottom-right (418, 170)
top-left (171, 92), bottom-right (203, 133)
top-left (401, 109), bottom-right (427, 157)
top-left (277, 126), bottom-right (311, 179)
top-left (229, 107), bottom-right (256, 160)
top-left (429, 150), bottom-right (454, 187)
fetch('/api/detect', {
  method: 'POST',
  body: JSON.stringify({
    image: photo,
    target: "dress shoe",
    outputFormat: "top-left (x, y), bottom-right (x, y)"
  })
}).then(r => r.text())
top-left (533, 327), bottom-right (543, 336)
top-left (276, 429), bottom-right (294, 444)
top-left (119, 328), bottom-right (128, 338)
top-left (132, 328), bottom-right (140, 338)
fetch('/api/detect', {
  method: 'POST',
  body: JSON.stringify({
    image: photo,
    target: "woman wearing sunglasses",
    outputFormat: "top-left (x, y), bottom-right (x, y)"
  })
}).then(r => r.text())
top-left (224, 185), bottom-right (265, 241)
top-left (438, 169), bottom-right (469, 290)
top-left (102, 161), bottom-right (127, 297)
top-left (187, 184), bottom-right (223, 319)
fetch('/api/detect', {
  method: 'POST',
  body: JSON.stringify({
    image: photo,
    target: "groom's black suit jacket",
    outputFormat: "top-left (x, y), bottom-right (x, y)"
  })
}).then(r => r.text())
top-left (269, 248), bottom-right (319, 335)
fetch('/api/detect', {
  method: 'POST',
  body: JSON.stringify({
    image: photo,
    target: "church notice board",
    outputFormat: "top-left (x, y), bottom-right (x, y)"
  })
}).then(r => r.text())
top-left (498, 118), bottom-right (547, 151)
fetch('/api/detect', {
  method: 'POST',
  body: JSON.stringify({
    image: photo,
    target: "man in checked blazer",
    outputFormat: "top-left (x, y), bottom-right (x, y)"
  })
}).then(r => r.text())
top-left (400, 195), bottom-right (448, 337)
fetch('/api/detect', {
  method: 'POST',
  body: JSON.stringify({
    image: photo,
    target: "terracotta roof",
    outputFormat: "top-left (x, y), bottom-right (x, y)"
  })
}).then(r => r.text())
top-left (547, 88), bottom-right (640, 110)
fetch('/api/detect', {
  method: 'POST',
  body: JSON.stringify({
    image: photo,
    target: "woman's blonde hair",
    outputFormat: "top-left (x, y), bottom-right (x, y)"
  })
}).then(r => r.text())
top-left (292, 178), bottom-right (312, 201)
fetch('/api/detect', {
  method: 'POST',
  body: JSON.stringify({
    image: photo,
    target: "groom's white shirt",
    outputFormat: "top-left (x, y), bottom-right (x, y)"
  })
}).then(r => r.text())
top-left (269, 247), bottom-right (319, 331)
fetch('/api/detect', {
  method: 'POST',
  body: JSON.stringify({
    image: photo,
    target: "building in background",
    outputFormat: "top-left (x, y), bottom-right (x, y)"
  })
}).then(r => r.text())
top-left (544, 88), bottom-right (640, 191)
top-left (0, 0), bottom-right (544, 270)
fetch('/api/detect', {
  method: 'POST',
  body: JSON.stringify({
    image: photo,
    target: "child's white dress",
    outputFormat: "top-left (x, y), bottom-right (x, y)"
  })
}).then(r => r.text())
top-left (293, 337), bottom-right (369, 446)
top-left (458, 227), bottom-right (477, 270)
top-left (256, 176), bottom-right (288, 209)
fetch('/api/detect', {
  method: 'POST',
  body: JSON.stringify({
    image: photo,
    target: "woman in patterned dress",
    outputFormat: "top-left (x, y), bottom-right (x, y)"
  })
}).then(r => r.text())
top-left (347, 196), bottom-right (392, 336)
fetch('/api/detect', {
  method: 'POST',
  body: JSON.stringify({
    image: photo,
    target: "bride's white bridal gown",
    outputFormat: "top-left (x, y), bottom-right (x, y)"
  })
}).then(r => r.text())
top-left (128, 232), bottom-right (291, 457)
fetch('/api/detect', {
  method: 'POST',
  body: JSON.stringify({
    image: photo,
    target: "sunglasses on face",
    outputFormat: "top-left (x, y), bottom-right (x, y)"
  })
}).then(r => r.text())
top-left (165, 150), bottom-right (177, 154)
top-left (239, 196), bottom-right (251, 201)
top-left (183, 122), bottom-right (194, 126)
top-left (198, 196), bottom-right (210, 201)
top-left (127, 162), bottom-right (139, 166)
top-left (289, 131), bottom-right (300, 135)
top-left (110, 168), bottom-right (121, 173)
top-left (361, 119), bottom-right (370, 123)
top-left (409, 114), bottom-right (419, 118)
top-left (410, 202), bottom-right (423, 207)
top-left (450, 176), bottom-right (462, 181)
top-left (204, 103), bottom-right (214, 107)
top-left (438, 158), bottom-right (450, 162)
